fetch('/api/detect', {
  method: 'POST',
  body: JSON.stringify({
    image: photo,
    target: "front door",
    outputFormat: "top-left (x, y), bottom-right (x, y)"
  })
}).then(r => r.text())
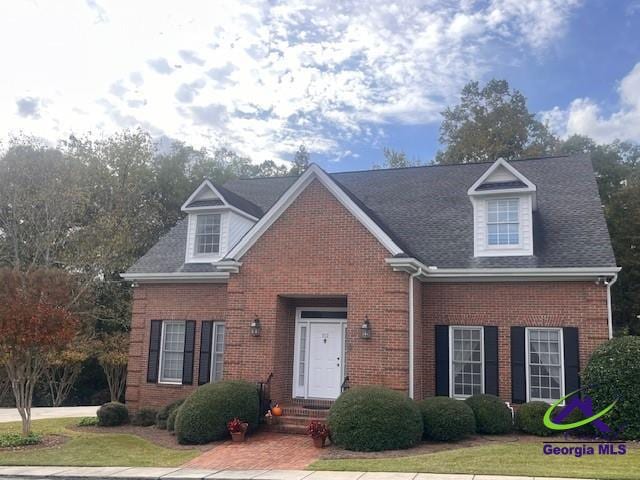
top-left (307, 322), bottom-right (343, 399)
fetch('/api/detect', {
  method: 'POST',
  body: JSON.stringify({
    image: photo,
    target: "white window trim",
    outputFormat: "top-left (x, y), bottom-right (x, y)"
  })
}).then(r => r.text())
top-left (448, 326), bottom-right (485, 399)
top-left (185, 211), bottom-right (229, 263)
top-left (525, 327), bottom-right (565, 404)
top-left (485, 197), bottom-right (522, 250)
top-left (292, 307), bottom-right (347, 400)
top-left (158, 320), bottom-right (185, 385)
top-left (209, 321), bottom-right (225, 383)
top-left (193, 212), bottom-right (223, 258)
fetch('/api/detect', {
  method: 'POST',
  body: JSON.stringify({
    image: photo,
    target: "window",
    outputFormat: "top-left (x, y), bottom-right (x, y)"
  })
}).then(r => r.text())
top-left (195, 214), bottom-right (221, 255)
top-left (160, 321), bottom-right (185, 383)
top-left (298, 325), bottom-right (307, 387)
top-left (210, 322), bottom-right (225, 382)
top-left (450, 326), bottom-right (484, 398)
top-left (487, 198), bottom-right (519, 246)
top-left (527, 328), bottom-right (564, 403)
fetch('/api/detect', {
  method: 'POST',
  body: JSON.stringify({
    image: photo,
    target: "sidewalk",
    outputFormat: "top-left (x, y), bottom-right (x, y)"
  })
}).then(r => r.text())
top-left (0, 407), bottom-right (99, 423)
top-left (0, 466), bottom-right (593, 480)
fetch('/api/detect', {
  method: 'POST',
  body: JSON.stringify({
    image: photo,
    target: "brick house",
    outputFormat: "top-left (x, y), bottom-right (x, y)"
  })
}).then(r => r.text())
top-left (122, 154), bottom-right (619, 417)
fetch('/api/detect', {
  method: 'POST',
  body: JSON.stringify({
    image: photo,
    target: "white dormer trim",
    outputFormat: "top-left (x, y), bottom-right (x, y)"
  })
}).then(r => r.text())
top-left (181, 179), bottom-right (259, 221)
top-left (467, 158), bottom-right (536, 197)
top-left (225, 164), bottom-right (405, 261)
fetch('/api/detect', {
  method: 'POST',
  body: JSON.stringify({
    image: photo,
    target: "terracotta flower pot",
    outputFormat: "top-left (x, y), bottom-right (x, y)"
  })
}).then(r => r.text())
top-left (312, 436), bottom-right (326, 448)
top-left (231, 431), bottom-right (246, 442)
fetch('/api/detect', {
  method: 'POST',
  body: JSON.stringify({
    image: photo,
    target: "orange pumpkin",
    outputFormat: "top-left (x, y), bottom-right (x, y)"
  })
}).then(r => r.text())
top-left (271, 404), bottom-right (283, 416)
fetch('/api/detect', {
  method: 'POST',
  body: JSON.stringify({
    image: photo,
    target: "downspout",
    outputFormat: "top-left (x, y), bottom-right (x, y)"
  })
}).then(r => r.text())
top-left (408, 267), bottom-right (423, 399)
top-left (606, 273), bottom-right (618, 339)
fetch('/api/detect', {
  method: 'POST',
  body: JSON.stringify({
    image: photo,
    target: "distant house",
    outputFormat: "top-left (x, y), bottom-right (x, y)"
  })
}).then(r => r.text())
top-left (122, 154), bottom-right (619, 420)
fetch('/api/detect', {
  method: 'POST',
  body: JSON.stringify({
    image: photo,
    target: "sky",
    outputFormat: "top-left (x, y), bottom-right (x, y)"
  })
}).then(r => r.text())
top-left (1, 0), bottom-right (639, 171)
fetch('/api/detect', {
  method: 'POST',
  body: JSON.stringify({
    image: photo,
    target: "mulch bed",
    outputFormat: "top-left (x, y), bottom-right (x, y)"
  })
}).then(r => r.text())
top-left (69, 425), bottom-right (213, 451)
top-left (0, 434), bottom-right (69, 452)
top-left (319, 433), bottom-right (539, 460)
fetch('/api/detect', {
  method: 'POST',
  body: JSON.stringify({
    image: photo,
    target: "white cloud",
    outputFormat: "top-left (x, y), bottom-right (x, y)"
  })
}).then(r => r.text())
top-left (0, 0), bottom-right (582, 162)
top-left (541, 63), bottom-right (640, 143)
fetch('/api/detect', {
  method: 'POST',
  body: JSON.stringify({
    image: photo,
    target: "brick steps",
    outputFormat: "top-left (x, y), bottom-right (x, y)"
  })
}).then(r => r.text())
top-left (264, 405), bottom-right (330, 435)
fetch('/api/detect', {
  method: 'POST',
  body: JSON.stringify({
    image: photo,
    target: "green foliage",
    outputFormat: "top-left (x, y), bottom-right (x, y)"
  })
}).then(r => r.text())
top-left (289, 144), bottom-right (310, 175)
top-left (515, 402), bottom-right (554, 436)
top-left (436, 79), bottom-right (556, 164)
top-left (327, 386), bottom-right (423, 451)
top-left (464, 394), bottom-right (512, 434)
top-left (582, 336), bottom-right (640, 440)
top-left (97, 402), bottom-right (129, 427)
top-left (373, 148), bottom-right (421, 169)
top-left (77, 417), bottom-right (99, 427)
top-left (131, 408), bottom-right (158, 427)
top-left (417, 397), bottom-right (476, 441)
top-left (0, 432), bottom-right (42, 448)
top-left (156, 398), bottom-right (185, 429)
top-left (167, 406), bottom-right (180, 433)
top-left (175, 381), bottom-right (259, 444)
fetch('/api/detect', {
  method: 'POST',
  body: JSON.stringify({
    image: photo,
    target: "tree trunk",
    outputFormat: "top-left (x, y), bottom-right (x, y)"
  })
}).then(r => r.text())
top-left (6, 352), bottom-right (43, 436)
top-left (104, 364), bottom-right (127, 402)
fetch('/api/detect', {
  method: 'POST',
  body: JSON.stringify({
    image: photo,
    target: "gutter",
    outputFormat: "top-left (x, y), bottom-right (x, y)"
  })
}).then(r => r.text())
top-left (607, 273), bottom-right (618, 339)
top-left (408, 266), bottom-right (423, 399)
top-left (120, 272), bottom-right (230, 283)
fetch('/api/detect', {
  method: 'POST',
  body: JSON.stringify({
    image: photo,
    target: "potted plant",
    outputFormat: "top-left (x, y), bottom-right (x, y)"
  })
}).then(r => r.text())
top-left (227, 417), bottom-right (249, 442)
top-left (307, 420), bottom-right (329, 448)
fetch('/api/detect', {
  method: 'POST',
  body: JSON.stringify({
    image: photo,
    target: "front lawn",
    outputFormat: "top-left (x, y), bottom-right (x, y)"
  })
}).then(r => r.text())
top-left (311, 441), bottom-right (640, 480)
top-left (0, 418), bottom-right (199, 467)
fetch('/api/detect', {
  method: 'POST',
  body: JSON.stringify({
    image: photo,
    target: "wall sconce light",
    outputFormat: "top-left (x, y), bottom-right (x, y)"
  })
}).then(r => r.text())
top-left (250, 316), bottom-right (261, 337)
top-left (361, 316), bottom-right (372, 339)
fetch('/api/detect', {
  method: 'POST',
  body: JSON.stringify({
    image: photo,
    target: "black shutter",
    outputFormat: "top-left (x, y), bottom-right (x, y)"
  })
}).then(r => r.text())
top-left (484, 326), bottom-right (499, 396)
top-left (511, 326), bottom-right (526, 404)
top-left (563, 327), bottom-right (580, 394)
top-left (182, 320), bottom-right (196, 385)
top-left (435, 325), bottom-right (449, 396)
top-left (147, 320), bottom-right (162, 383)
top-left (198, 321), bottom-right (214, 385)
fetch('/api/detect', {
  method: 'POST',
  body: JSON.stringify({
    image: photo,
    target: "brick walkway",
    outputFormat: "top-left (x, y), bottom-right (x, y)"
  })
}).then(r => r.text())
top-left (185, 431), bottom-right (321, 470)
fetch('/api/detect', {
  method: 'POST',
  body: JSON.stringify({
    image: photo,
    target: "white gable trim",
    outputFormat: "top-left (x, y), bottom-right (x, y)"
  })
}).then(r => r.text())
top-left (467, 158), bottom-right (536, 196)
top-left (181, 179), bottom-right (258, 221)
top-left (225, 164), bottom-right (404, 260)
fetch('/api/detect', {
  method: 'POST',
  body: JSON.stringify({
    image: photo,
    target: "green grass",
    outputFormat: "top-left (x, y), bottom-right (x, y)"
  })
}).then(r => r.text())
top-left (0, 418), bottom-right (198, 467)
top-left (310, 442), bottom-right (640, 480)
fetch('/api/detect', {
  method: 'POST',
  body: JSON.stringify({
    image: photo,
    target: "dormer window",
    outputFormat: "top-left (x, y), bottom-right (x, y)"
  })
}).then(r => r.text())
top-left (195, 214), bottom-right (221, 255)
top-left (487, 198), bottom-right (519, 246)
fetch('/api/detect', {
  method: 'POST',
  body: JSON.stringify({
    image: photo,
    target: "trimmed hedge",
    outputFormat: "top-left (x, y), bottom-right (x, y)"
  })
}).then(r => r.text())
top-left (582, 336), bottom-right (640, 440)
top-left (156, 398), bottom-right (185, 429)
top-left (464, 394), bottom-right (512, 434)
top-left (418, 397), bottom-right (476, 441)
top-left (167, 406), bottom-right (179, 433)
top-left (97, 402), bottom-right (129, 427)
top-left (131, 407), bottom-right (158, 427)
top-left (175, 380), bottom-right (259, 444)
top-left (327, 386), bottom-right (423, 451)
top-left (515, 401), bottom-right (554, 436)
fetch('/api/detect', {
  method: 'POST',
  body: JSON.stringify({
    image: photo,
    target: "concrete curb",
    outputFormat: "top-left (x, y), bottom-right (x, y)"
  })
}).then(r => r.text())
top-left (0, 467), bottom-right (595, 480)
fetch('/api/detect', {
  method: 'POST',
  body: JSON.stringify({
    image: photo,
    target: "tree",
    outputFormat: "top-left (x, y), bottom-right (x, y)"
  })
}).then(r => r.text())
top-left (0, 268), bottom-right (79, 435)
top-left (95, 332), bottom-right (129, 402)
top-left (436, 79), bottom-right (557, 164)
top-left (374, 147), bottom-right (421, 169)
top-left (43, 338), bottom-right (90, 407)
top-left (290, 145), bottom-right (310, 175)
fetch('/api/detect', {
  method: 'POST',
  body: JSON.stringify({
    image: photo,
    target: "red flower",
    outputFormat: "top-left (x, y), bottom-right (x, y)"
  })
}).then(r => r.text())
top-left (307, 421), bottom-right (329, 439)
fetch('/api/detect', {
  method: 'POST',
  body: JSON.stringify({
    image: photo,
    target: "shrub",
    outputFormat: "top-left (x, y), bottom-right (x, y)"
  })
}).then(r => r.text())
top-left (515, 402), bottom-right (555, 436)
top-left (77, 416), bottom-right (99, 427)
top-left (97, 401), bottom-right (129, 426)
top-left (0, 432), bottom-right (42, 448)
top-left (582, 336), bottom-right (640, 440)
top-left (167, 406), bottom-right (179, 433)
top-left (418, 397), bottom-right (476, 441)
top-left (327, 386), bottom-right (423, 451)
top-left (464, 394), bottom-right (512, 434)
top-left (175, 380), bottom-right (259, 444)
top-left (156, 398), bottom-right (185, 429)
top-left (131, 407), bottom-right (158, 427)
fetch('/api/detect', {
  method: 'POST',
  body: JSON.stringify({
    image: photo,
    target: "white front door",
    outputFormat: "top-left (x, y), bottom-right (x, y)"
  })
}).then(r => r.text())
top-left (307, 322), bottom-right (343, 399)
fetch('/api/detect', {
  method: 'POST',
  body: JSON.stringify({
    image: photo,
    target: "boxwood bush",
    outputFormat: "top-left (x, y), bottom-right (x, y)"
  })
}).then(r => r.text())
top-left (327, 386), bottom-right (423, 451)
top-left (175, 380), bottom-right (259, 444)
top-left (582, 336), bottom-right (640, 440)
top-left (464, 394), bottom-right (512, 434)
top-left (131, 407), bottom-right (158, 427)
top-left (97, 402), bottom-right (129, 427)
top-left (156, 398), bottom-right (185, 429)
top-left (418, 397), bottom-right (476, 441)
top-left (167, 406), bottom-right (180, 433)
top-left (515, 401), bottom-right (554, 436)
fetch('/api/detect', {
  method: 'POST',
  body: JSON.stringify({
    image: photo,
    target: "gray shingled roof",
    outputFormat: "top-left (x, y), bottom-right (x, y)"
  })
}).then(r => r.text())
top-left (126, 154), bottom-right (617, 274)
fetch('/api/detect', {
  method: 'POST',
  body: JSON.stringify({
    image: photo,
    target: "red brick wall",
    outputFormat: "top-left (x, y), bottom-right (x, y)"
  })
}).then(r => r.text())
top-left (125, 283), bottom-right (227, 410)
top-left (225, 179), bottom-right (410, 402)
top-left (419, 281), bottom-right (609, 402)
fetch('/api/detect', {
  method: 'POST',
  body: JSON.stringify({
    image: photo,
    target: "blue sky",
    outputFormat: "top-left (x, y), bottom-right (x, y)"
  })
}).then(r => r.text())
top-left (1, 1), bottom-right (639, 172)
